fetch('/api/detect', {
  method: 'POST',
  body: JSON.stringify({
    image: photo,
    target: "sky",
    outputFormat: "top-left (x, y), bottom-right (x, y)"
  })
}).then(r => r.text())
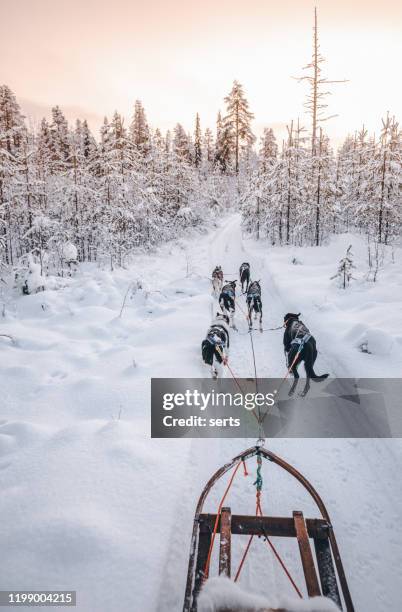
top-left (1, 0), bottom-right (401, 147)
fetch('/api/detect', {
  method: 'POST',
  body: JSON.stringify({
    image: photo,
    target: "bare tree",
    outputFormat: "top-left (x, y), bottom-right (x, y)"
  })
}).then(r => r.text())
top-left (296, 8), bottom-right (347, 245)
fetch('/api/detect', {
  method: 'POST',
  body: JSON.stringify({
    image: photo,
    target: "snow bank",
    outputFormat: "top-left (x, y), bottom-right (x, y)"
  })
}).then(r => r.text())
top-left (358, 328), bottom-right (395, 356)
top-left (254, 232), bottom-right (402, 377)
top-left (198, 577), bottom-right (340, 612)
top-left (1, 217), bottom-right (401, 611)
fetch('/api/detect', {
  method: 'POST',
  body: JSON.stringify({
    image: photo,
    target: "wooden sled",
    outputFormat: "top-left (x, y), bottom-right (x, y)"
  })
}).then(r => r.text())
top-left (183, 446), bottom-right (354, 612)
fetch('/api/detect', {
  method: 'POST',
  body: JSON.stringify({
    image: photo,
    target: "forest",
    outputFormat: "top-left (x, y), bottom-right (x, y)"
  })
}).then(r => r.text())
top-left (0, 15), bottom-right (400, 288)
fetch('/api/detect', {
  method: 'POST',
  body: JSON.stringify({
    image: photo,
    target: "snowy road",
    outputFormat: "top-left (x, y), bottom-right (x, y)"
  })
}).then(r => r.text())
top-left (154, 214), bottom-right (402, 611)
top-left (0, 214), bottom-right (401, 611)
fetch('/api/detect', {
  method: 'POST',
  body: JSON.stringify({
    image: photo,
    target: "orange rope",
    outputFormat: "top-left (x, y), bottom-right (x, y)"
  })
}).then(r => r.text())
top-left (234, 470), bottom-right (303, 599)
top-left (262, 528), bottom-right (303, 599)
top-left (214, 346), bottom-right (260, 425)
top-left (271, 349), bottom-right (302, 401)
top-left (234, 533), bottom-right (254, 581)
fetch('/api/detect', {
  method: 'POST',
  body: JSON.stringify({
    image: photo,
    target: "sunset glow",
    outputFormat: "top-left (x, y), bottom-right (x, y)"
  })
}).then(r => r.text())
top-left (1, 0), bottom-right (401, 144)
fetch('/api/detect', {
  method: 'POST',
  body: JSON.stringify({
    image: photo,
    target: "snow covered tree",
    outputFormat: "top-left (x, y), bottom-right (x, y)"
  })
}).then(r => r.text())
top-left (222, 81), bottom-right (255, 173)
top-left (296, 8), bottom-right (346, 244)
top-left (331, 244), bottom-right (355, 288)
top-left (335, 115), bottom-right (401, 246)
top-left (130, 100), bottom-right (150, 158)
top-left (259, 128), bottom-right (278, 172)
top-left (375, 114), bottom-right (401, 244)
top-left (49, 106), bottom-right (71, 172)
top-left (0, 85), bottom-right (26, 265)
top-left (193, 113), bottom-right (202, 168)
top-left (173, 123), bottom-right (191, 163)
top-left (203, 127), bottom-right (214, 163)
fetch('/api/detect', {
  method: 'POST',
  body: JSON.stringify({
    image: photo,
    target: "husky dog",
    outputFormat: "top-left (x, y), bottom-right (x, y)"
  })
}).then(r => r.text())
top-left (201, 313), bottom-right (230, 378)
top-left (283, 313), bottom-right (329, 397)
top-left (219, 281), bottom-right (237, 329)
top-left (246, 280), bottom-right (263, 331)
top-left (239, 262), bottom-right (250, 293)
top-left (211, 265), bottom-right (223, 296)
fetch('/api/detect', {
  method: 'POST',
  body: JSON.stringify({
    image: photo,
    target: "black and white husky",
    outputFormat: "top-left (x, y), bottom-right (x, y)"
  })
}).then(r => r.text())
top-left (211, 265), bottom-right (223, 296)
top-left (219, 281), bottom-right (237, 329)
top-left (239, 262), bottom-right (250, 293)
top-left (283, 313), bottom-right (329, 397)
top-left (201, 313), bottom-right (230, 378)
top-left (246, 280), bottom-right (263, 331)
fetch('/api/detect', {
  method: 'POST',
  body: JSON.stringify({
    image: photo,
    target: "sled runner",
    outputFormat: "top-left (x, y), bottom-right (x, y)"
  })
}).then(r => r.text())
top-left (183, 446), bottom-right (354, 612)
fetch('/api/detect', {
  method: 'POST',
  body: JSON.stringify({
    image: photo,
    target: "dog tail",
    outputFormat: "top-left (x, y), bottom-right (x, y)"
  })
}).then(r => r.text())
top-left (310, 370), bottom-right (329, 382)
top-left (305, 356), bottom-right (329, 381)
top-left (312, 373), bottom-right (329, 382)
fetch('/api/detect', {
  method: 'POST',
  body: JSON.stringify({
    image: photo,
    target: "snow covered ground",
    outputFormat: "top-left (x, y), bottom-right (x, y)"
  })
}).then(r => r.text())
top-left (1, 214), bottom-right (402, 611)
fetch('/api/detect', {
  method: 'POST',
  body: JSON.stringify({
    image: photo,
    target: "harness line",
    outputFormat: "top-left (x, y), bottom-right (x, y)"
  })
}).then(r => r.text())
top-left (232, 456), bottom-right (303, 599)
top-left (214, 345), bottom-right (261, 426)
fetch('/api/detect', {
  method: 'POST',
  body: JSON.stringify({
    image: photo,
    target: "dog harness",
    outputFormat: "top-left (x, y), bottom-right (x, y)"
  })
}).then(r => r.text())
top-left (291, 333), bottom-right (311, 348)
top-left (206, 324), bottom-right (228, 346)
top-left (222, 285), bottom-right (235, 298)
top-left (289, 320), bottom-right (311, 349)
top-left (247, 283), bottom-right (261, 297)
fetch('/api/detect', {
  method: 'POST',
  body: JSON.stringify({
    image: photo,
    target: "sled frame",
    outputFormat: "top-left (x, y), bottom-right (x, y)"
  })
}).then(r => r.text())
top-left (183, 446), bottom-right (354, 612)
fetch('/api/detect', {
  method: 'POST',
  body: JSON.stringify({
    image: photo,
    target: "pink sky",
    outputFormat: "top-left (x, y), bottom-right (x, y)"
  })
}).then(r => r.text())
top-left (1, 0), bottom-right (401, 145)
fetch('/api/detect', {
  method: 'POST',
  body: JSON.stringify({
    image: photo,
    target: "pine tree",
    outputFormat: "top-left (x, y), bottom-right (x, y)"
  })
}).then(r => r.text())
top-left (130, 100), bottom-right (150, 158)
top-left (194, 113), bottom-right (202, 168)
top-left (203, 128), bottom-right (214, 163)
top-left (49, 106), bottom-right (71, 172)
top-left (259, 128), bottom-right (278, 172)
top-left (331, 244), bottom-right (355, 288)
top-left (0, 85), bottom-right (26, 264)
top-left (173, 123), bottom-right (191, 163)
top-left (214, 109), bottom-right (237, 174)
top-left (375, 114), bottom-right (401, 244)
top-left (223, 80), bottom-right (255, 173)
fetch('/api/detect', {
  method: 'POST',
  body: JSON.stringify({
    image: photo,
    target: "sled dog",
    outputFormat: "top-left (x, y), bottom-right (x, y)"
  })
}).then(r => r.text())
top-left (219, 281), bottom-right (237, 329)
top-left (201, 313), bottom-right (230, 378)
top-left (246, 280), bottom-right (263, 331)
top-left (211, 265), bottom-right (223, 296)
top-left (239, 262), bottom-right (250, 292)
top-left (283, 312), bottom-right (329, 397)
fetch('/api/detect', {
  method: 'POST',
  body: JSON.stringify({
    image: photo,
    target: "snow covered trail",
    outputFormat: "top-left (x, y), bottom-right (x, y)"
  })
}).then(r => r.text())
top-left (0, 214), bottom-right (401, 611)
top-left (156, 214), bottom-right (402, 612)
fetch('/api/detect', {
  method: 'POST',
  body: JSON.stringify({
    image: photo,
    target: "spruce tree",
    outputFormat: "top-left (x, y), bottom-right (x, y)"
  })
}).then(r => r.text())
top-left (130, 100), bottom-right (150, 158)
top-left (223, 80), bottom-right (255, 173)
top-left (194, 113), bottom-right (202, 168)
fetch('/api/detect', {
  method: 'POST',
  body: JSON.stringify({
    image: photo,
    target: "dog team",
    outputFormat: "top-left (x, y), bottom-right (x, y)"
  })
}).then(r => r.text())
top-left (202, 262), bottom-right (329, 394)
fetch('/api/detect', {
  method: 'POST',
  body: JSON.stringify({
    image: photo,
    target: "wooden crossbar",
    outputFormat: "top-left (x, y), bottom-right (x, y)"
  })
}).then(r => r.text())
top-left (198, 513), bottom-right (329, 539)
top-left (195, 510), bottom-right (343, 610)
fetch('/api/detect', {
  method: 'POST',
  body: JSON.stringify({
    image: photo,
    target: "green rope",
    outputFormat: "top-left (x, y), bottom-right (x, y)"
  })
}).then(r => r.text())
top-left (253, 454), bottom-right (263, 491)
